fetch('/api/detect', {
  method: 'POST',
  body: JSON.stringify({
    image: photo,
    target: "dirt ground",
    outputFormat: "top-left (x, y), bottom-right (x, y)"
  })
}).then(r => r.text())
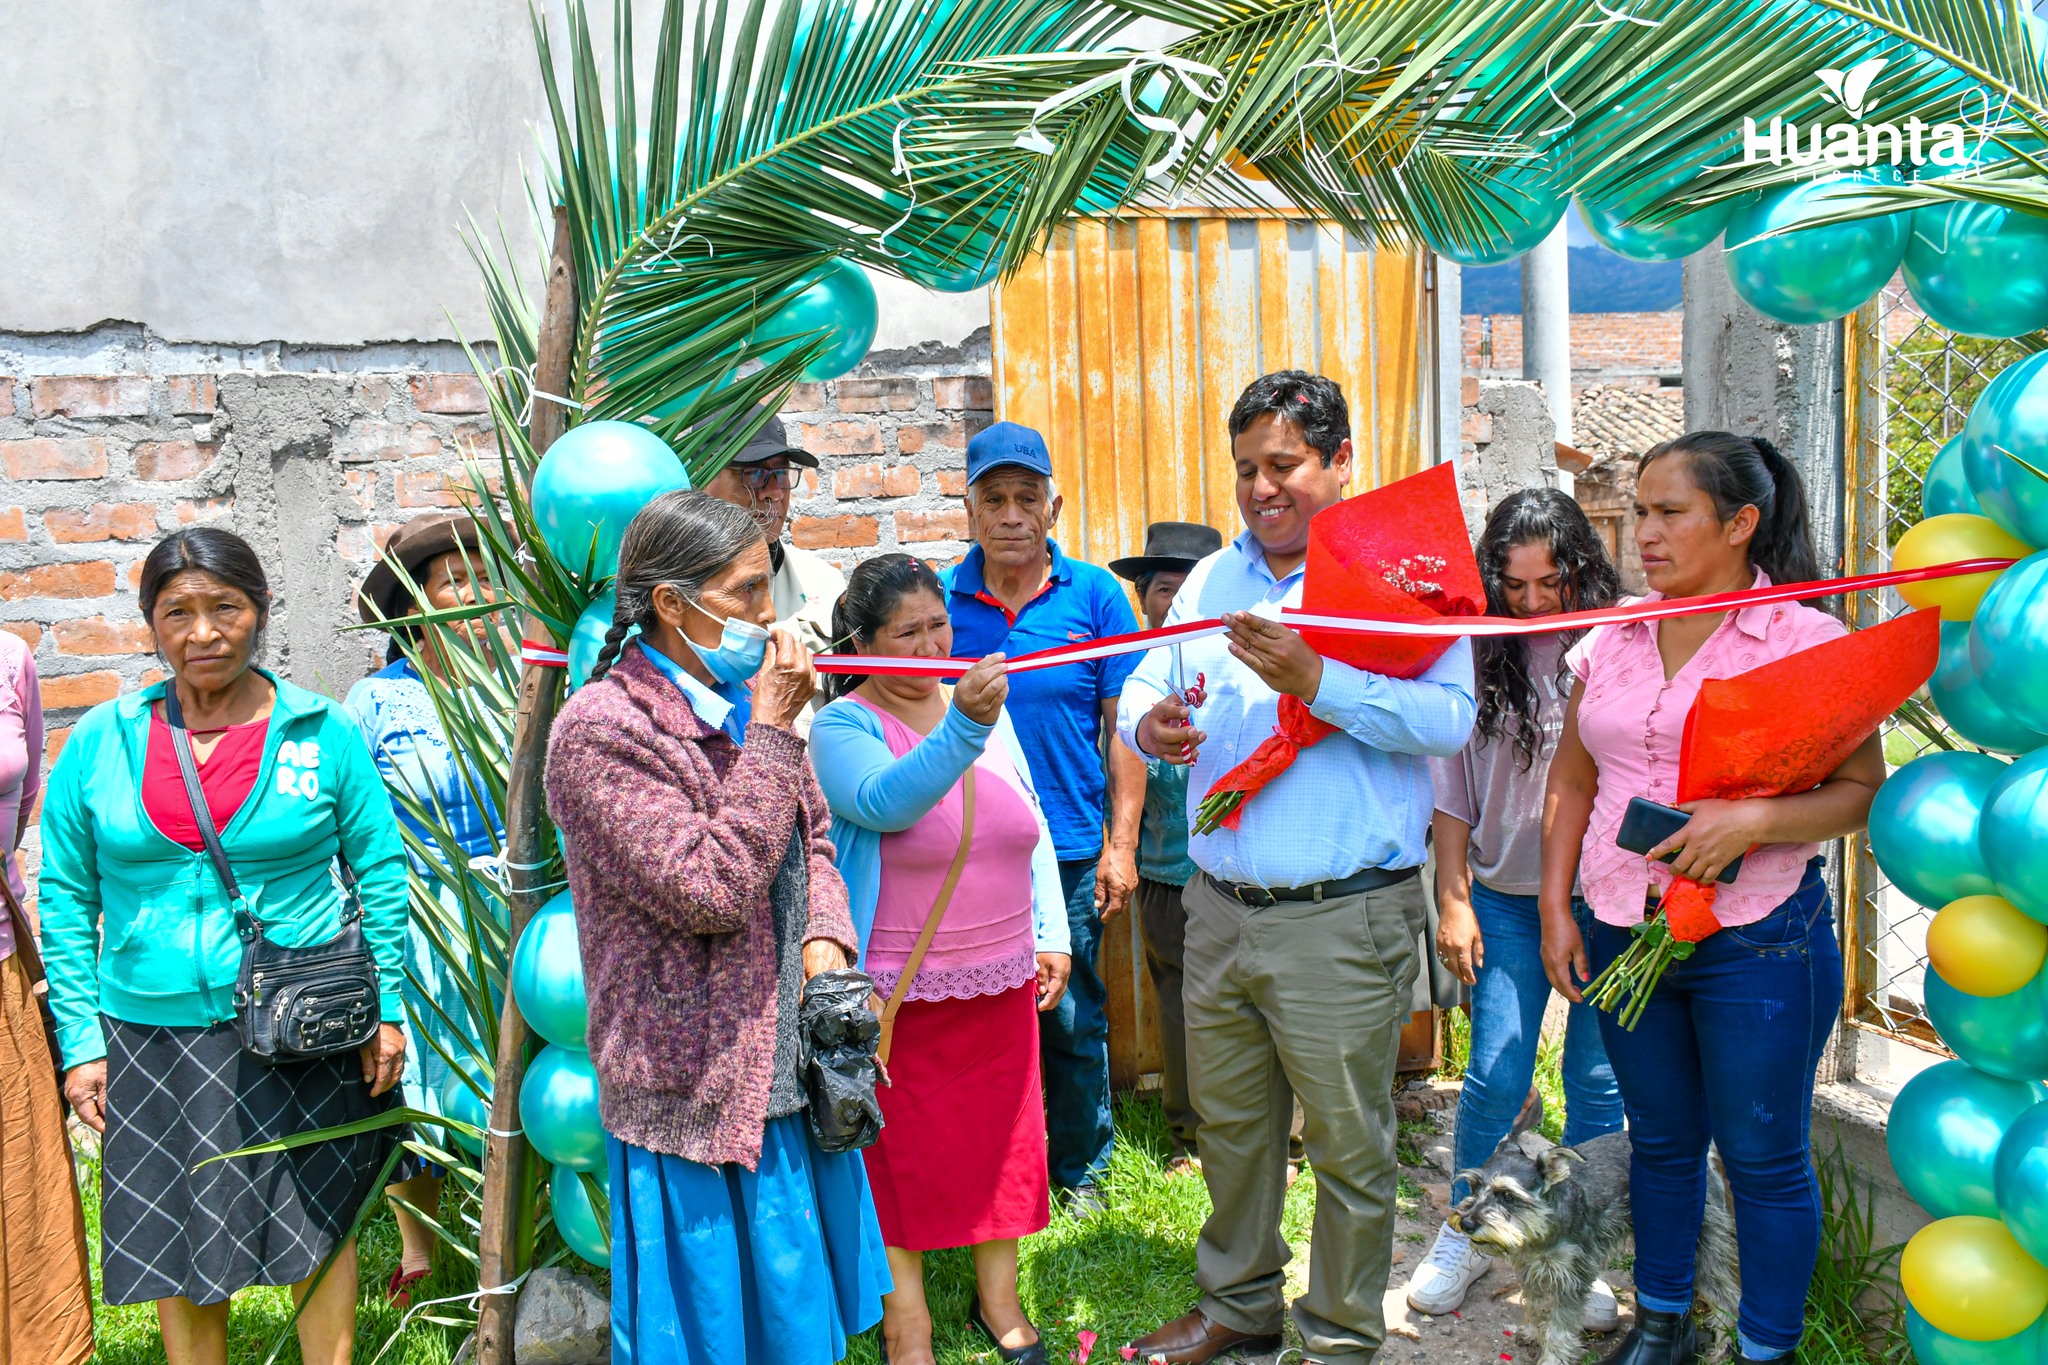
top-left (1238, 1079), bottom-right (1636, 1365)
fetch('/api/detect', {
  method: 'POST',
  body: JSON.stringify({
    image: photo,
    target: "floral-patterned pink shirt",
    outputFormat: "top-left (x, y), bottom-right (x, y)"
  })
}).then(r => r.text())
top-left (0, 633), bottom-right (42, 960)
top-left (1565, 571), bottom-right (1845, 928)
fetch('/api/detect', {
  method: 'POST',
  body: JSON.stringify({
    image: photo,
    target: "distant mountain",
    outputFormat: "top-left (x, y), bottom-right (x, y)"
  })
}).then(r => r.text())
top-left (1461, 245), bottom-right (1683, 314)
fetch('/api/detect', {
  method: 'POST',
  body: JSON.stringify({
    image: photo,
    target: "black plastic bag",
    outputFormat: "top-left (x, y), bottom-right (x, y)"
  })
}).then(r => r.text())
top-left (799, 968), bottom-right (885, 1153)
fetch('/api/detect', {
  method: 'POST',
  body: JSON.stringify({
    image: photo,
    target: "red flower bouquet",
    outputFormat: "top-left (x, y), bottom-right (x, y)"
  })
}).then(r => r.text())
top-left (1192, 463), bottom-right (1484, 834)
top-left (1587, 607), bottom-right (1941, 1028)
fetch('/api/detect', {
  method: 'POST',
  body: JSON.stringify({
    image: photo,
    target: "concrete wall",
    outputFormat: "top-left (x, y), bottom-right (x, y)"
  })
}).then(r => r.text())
top-left (0, 1), bottom-right (992, 353)
top-left (1462, 311), bottom-right (1684, 384)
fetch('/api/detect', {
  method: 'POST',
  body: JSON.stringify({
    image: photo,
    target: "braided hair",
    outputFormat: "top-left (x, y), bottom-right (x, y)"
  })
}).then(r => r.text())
top-left (1474, 488), bottom-right (1620, 770)
top-left (823, 553), bottom-right (946, 701)
top-left (1638, 431), bottom-right (1822, 587)
top-left (585, 490), bottom-right (766, 684)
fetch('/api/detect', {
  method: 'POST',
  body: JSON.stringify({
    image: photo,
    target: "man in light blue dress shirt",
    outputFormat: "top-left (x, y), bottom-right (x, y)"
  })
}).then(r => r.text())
top-left (1118, 372), bottom-right (1476, 1365)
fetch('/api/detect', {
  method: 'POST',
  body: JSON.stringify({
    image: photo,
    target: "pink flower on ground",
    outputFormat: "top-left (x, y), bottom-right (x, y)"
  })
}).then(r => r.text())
top-left (1075, 1328), bottom-right (1097, 1363)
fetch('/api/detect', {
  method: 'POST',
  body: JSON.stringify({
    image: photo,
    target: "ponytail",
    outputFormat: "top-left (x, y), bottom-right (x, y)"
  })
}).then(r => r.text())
top-left (1639, 430), bottom-right (1820, 587)
top-left (1745, 436), bottom-right (1821, 586)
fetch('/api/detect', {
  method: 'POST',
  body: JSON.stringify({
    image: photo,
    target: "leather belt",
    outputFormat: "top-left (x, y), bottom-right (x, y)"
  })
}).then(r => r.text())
top-left (1208, 864), bottom-right (1419, 909)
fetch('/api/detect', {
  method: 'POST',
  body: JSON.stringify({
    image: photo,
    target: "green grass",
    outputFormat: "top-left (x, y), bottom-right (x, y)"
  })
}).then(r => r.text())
top-left (82, 1141), bottom-right (476, 1365)
top-left (841, 1094), bottom-right (1317, 1365)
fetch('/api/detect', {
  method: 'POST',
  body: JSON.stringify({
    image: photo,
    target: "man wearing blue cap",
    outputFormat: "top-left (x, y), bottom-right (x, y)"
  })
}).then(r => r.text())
top-left (941, 420), bottom-right (1146, 1212)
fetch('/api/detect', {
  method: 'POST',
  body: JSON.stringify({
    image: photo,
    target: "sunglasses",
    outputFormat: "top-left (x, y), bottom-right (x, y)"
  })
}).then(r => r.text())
top-left (735, 465), bottom-right (803, 491)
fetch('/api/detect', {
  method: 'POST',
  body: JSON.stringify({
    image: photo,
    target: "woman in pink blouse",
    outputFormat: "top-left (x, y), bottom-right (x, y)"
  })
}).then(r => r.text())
top-left (1539, 433), bottom-right (1883, 1365)
top-left (0, 631), bottom-right (93, 1365)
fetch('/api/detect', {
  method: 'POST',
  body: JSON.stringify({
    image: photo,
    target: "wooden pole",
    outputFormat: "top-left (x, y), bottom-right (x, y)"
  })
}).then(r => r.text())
top-left (475, 204), bottom-right (577, 1365)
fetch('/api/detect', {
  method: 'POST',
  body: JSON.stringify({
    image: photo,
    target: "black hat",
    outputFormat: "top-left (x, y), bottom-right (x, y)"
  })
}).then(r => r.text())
top-left (710, 405), bottom-right (819, 469)
top-left (1109, 521), bottom-right (1225, 581)
top-left (357, 514), bottom-right (484, 626)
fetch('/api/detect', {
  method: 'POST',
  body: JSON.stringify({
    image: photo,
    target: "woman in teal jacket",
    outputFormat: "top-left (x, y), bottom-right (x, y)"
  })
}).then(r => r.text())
top-left (41, 527), bottom-right (408, 1365)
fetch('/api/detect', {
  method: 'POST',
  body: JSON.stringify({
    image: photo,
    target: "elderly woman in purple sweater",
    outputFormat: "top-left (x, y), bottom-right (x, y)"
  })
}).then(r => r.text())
top-left (545, 491), bottom-right (887, 1365)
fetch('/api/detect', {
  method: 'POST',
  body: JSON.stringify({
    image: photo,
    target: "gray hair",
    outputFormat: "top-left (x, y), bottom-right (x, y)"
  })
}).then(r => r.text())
top-left (586, 490), bottom-right (767, 683)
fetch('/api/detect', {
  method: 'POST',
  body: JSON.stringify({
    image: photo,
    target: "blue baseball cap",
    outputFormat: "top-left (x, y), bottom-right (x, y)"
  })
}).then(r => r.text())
top-left (965, 421), bottom-right (1054, 485)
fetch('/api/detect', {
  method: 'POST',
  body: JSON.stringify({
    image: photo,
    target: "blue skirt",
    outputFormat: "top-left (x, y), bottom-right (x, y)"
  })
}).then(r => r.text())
top-left (610, 1116), bottom-right (891, 1365)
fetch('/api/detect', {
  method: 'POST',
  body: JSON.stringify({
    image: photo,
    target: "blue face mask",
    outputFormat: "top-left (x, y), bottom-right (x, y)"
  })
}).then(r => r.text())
top-left (686, 600), bottom-right (770, 686)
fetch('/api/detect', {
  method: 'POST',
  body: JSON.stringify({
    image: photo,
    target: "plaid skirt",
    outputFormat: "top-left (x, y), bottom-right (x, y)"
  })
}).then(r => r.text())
top-left (99, 1016), bottom-right (398, 1306)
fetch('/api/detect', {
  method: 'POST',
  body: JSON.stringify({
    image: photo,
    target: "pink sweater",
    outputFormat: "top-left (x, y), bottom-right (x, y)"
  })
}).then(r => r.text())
top-left (545, 646), bottom-right (857, 1170)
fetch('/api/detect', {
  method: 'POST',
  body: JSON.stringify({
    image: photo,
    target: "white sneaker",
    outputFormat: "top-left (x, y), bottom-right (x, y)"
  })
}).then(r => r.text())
top-left (1405, 1222), bottom-right (1493, 1315)
top-left (1583, 1276), bottom-right (1620, 1332)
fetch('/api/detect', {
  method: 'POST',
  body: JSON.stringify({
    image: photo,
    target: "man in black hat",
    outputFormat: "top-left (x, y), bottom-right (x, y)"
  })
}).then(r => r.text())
top-left (1110, 521), bottom-right (1223, 1174)
top-left (702, 408), bottom-right (845, 729)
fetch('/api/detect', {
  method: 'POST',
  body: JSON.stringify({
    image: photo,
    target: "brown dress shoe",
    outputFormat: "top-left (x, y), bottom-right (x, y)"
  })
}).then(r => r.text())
top-left (1127, 1309), bottom-right (1283, 1364)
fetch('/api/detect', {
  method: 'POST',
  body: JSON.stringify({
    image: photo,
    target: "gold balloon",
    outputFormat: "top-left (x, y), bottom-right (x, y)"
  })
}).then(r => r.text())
top-left (1224, 149), bottom-right (1269, 183)
top-left (1896, 514), bottom-right (2034, 620)
top-left (1903, 1216), bottom-right (2048, 1340)
top-left (1929, 896), bottom-right (2048, 997)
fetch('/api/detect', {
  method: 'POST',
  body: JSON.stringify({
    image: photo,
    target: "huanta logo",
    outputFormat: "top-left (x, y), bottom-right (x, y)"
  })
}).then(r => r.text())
top-left (1742, 57), bottom-right (1975, 169)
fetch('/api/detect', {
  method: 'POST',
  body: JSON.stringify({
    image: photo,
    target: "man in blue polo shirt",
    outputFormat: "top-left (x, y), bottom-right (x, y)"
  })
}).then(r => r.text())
top-left (942, 421), bottom-right (1145, 1211)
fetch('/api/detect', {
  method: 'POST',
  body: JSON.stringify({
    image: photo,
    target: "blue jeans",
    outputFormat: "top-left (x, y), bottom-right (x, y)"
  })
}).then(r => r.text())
top-left (1590, 862), bottom-right (1841, 1357)
top-left (1450, 884), bottom-right (1623, 1202)
top-left (1043, 859), bottom-right (1114, 1190)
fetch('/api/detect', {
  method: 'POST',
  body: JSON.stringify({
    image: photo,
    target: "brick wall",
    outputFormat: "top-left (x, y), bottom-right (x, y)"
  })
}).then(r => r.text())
top-left (778, 374), bottom-right (989, 569)
top-left (1461, 310), bottom-right (1684, 380)
top-left (0, 367), bottom-right (985, 725)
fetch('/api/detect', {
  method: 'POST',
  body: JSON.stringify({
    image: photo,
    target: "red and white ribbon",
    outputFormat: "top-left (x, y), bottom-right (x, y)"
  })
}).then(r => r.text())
top-left (521, 638), bottom-right (570, 669)
top-left (811, 557), bottom-right (2016, 677)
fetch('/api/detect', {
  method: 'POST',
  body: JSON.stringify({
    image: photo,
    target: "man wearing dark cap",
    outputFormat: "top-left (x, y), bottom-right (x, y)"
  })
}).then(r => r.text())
top-left (942, 420), bottom-right (1146, 1214)
top-left (702, 406), bottom-right (845, 659)
top-left (1110, 521), bottom-right (1223, 1175)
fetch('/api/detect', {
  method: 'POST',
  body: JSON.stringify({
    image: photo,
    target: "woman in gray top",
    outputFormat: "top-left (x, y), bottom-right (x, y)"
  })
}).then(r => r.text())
top-left (1405, 489), bottom-right (1626, 1318)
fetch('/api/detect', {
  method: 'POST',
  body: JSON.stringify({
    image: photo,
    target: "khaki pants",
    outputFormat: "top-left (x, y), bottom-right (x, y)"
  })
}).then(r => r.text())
top-left (1182, 870), bottom-right (1424, 1362)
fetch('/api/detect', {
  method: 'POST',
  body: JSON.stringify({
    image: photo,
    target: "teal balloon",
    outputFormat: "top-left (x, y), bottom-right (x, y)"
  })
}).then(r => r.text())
top-left (510, 891), bottom-right (587, 1050)
top-left (550, 1160), bottom-right (611, 1268)
top-left (1905, 200), bottom-right (2048, 339)
top-left (1577, 196), bottom-right (1733, 263)
top-left (1927, 435), bottom-right (1987, 519)
top-left (439, 1062), bottom-right (492, 1158)
top-left (1969, 551), bottom-right (2048, 735)
top-left (530, 421), bottom-right (691, 579)
top-left (1926, 969), bottom-right (2048, 1082)
top-left (1889, 1060), bottom-right (2048, 1218)
top-left (1933, 621), bottom-right (2048, 756)
top-left (567, 592), bottom-right (636, 692)
top-left (1907, 1305), bottom-right (2048, 1365)
top-left (1870, 751), bottom-right (2007, 908)
top-left (1962, 352), bottom-right (2048, 548)
top-left (1982, 749), bottom-right (2048, 925)
top-left (754, 258), bottom-right (878, 381)
top-left (893, 212), bottom-right (1003, 293)
top-left (520, 1045), bottom-right (605, 1172)
top-left (1723, 174), bottom-right (1908, 325)
top-left (1417, 159), bottom-right (1569, 267)
top-left (1998, 1101), bottom-right (2048, 1269)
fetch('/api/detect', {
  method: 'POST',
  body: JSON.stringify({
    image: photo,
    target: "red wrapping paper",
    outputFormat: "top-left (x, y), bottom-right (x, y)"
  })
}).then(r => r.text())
top-left (1199, 464), bottom-right (1483, 827)
top-left (1658, 607), bottom-right (1942, 940)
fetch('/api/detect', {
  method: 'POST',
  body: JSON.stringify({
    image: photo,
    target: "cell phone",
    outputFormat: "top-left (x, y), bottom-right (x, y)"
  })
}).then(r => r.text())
top-left (1615, 796), bottom-right (1746, 885)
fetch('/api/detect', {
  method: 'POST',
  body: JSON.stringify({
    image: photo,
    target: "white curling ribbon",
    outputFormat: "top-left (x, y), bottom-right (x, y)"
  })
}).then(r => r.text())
top-left (1013, 53), bottom-right (1228, 181)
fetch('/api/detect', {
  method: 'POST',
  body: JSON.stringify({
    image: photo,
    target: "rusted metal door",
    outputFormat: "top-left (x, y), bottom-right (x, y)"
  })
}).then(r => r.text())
top-left (992, 211), bottom-right (1432, 567)
top-left (991, 210), bottom-right (1439, 1092)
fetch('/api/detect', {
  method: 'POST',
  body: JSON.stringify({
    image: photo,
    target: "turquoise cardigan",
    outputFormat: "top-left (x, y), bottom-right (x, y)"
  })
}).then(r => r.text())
top-left (40, 671), bottom-right (410, 1067)
top-left (810, 696), bottom-right (1068, 958)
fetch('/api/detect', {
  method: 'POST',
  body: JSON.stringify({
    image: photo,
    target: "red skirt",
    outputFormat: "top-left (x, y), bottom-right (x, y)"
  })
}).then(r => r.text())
top-left (863, 983), bottom-right (1049, 1251)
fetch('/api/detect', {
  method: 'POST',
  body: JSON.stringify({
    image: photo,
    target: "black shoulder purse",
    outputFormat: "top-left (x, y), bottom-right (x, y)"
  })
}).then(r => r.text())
top-left (163, 688), bottom-right (382, 1064)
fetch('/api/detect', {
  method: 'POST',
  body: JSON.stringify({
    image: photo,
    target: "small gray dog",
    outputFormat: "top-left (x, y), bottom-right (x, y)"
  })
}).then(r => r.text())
top-left (1449, 1099), bottom-right (1740, 1365)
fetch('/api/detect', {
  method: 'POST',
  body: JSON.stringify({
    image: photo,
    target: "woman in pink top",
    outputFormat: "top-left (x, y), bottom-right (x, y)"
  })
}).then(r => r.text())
top-left (1540, 433), bottom-right (1884, 1365)
top-left (811, 555), bottom-right (1072, 1365)
top-left (0, 632), bottom-right (93, 1365)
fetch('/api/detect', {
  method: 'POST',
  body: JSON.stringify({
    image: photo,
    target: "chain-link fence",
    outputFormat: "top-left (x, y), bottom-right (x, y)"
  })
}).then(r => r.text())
top-left (1842, 279), bottom-right (2031, 1050)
